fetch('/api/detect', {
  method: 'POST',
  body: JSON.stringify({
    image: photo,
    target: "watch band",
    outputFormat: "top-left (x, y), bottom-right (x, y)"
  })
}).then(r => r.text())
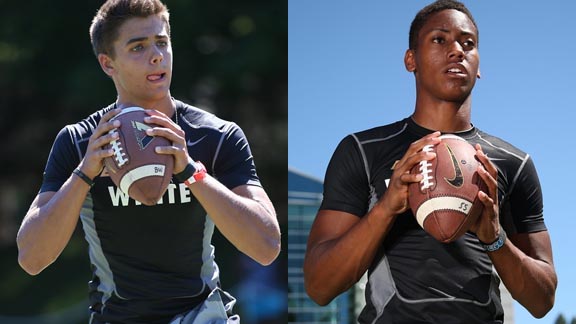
top-left (480, 230), bottom-right (507, 252)
top-left (174, 160), bottom-right (207, 186)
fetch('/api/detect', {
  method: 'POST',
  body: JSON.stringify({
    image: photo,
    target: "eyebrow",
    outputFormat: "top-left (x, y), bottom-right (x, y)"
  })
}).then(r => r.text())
top-left (125, 34), bottom-right (169, 46)
top-left (429, 28), bottom-right (476, 37)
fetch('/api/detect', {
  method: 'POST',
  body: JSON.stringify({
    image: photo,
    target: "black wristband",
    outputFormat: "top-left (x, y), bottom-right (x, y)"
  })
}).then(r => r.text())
top-left (174, 162), bottom-right (195, 182)
top-left (73, 168), bottom-right (95, 187)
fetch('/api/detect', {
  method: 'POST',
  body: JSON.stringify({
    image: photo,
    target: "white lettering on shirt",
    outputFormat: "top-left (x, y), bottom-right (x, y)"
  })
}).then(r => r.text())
top-left (108, 184), bottom-right (192, 207)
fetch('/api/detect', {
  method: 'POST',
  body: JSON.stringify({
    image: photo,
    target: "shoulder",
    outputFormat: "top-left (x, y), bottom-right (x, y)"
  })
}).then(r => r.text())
top-left (51, 104), bottom-right (114, 154)
top-left (336, 118), bottom-right (414, 165)
top-left (175, 100), bottom-right (238, 134)
top-left (472, 129), bottom-right (530, 165)
top-left (328, 119), bottom-right (413, 180)
top-left (471, 128), bottom-right (539, 196)
top-left (64, 104), bottom-right (115, 143)
top-left (352, 118), bottom-right (411, 144)
top-left (329, 118), bottom-right (413, 168)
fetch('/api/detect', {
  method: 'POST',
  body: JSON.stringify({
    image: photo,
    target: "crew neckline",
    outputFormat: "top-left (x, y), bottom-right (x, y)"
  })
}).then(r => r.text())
top-left (406, 116), bottom-right (478, 140)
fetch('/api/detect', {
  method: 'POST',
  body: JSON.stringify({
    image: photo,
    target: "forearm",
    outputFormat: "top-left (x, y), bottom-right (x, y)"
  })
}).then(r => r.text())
top-left (489, 238), bottom-right (557, 318)
top-left (304, 202), bottom-right (397, 305)
top-left (190, 175), bottom-right (280, 265)
top-left (17, 175), bottom-right (89, 275)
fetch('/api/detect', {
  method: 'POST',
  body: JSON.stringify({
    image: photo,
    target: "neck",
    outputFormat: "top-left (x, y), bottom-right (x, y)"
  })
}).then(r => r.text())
top-left (115, 94), bottom-right (175, 118)
top-left (412, 95), bottom-right (472, 133)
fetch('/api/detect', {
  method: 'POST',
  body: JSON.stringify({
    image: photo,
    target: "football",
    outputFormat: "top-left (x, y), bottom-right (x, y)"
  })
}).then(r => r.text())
top-left (104, 107), bottom-right (174, 206)
top-left (408, 134), bottom-right (487, 243)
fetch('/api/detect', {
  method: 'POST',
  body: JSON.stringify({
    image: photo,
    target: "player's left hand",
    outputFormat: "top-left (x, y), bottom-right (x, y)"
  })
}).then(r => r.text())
top-left (143, 109), bottom-right (190, 174)
top-left (470, 144), bottom-right (501, 244)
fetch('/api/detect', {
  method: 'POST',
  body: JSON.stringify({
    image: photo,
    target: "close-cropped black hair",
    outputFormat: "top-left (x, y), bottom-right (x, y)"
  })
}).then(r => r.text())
top-left (409, 0), bottom-right (478, 50)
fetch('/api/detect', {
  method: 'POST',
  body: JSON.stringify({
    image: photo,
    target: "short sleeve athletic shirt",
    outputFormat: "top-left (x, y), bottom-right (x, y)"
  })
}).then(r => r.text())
top-left (320, 117), bottom-right (546, 324)
top-left (41, 99), bottom-right (261, 324)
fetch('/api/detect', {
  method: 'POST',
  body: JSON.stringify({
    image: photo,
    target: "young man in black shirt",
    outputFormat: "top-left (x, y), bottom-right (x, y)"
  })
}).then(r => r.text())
top-left (304, 1), bottom-right (557, 323)
top-left (16, 1), bottom-right (280, 323)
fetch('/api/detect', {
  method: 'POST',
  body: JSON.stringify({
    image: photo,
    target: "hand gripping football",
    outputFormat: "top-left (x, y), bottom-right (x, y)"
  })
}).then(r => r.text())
top-left (104, 107), bottom-right (174, 206)
top-left (408, 134), bottom-right (487, 243)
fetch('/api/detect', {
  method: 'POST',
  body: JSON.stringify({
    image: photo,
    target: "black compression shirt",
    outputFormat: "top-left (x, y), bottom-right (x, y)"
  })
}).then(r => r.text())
top-left (320, 117), bottom-right (546, 324)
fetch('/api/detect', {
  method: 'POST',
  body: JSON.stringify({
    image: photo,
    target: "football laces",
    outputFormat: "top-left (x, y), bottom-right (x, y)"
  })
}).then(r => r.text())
top-left (109, 129), bottom-right (129, 167)
top-left (419, 144), bottom-right (435, 190)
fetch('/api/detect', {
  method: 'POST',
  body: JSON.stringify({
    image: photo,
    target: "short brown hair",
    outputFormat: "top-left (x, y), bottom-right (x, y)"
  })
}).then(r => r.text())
top-left (89, 0), bottom-right (170, 57)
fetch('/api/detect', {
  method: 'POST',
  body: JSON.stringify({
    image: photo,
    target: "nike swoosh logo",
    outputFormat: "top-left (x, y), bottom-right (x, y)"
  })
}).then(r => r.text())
top-left (444, 144), bottom-right (464, 187)
top-left (187, 135), bottom-right (207, 147)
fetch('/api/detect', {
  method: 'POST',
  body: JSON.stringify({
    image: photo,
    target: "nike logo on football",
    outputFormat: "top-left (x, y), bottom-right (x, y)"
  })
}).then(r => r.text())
top-left (187, 135), bottom-right (207, 147)
top-left (444, 144), bottom-right (464, 187)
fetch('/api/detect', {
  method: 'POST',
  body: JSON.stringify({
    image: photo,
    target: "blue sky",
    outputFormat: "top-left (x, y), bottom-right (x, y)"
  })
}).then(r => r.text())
top-left (289, 1), bottom-right (575, 323)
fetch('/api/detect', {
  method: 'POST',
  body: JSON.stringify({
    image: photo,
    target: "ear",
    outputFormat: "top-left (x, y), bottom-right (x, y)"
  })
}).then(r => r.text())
top-left (98, 53), bottom-right (115, 77)
top-left (404, 49), bottom-right (416, 73)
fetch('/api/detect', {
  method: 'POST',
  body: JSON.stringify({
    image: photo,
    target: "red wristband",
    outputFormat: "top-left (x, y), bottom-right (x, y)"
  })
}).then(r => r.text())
top-left (184, 161), bottom-right (207, 186)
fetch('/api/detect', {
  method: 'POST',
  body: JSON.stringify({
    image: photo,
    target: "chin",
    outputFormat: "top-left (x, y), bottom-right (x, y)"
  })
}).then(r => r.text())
top-left (442, 86), bottom-right (473, 102)
top-left (443, 95), bottom-right (472, 104)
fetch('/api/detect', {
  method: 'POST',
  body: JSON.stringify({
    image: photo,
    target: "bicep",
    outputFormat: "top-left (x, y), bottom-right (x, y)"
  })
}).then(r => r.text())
top-left (321, 136), bottom-right (371, 217)
top-left (25, 191), bottom-right (57, 216)
top-left (504, 157), bottom-right (553, 264)
top-left (509, 231), bottom-right (554, 266)
top-left (214, 124), bottom-right (260, 189)
top-left (19, 191), bottom-right (56, 243)
top-left (41, 126), bottom-right (81, 193)
top-left (232, 184), bottom-right (275, 217)
top-left (506, 157), bottom-right (546, 233)
top-left (307, 209), bottom-right (361, 251)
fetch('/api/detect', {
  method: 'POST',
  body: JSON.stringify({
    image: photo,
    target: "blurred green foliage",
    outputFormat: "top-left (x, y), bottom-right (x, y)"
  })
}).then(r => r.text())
top-left (0, 0), bottom-right (286, 322)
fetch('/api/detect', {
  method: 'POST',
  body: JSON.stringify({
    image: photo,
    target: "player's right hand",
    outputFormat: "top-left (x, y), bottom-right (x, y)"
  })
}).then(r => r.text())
top-left (378, 131), bottom-right (441, 216)
top-left (77, 108), bottom-right (122, 179)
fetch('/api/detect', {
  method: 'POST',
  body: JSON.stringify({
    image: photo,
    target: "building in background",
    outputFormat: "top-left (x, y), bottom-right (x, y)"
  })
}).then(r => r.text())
top-left (287, 167), bottom-right (514, 323)
top-left (288, 168), bottom-right (354, 323)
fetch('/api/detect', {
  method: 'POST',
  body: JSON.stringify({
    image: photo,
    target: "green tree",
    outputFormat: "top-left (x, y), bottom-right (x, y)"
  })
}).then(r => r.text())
top-left (556, 313), bottom-right (567, 324)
